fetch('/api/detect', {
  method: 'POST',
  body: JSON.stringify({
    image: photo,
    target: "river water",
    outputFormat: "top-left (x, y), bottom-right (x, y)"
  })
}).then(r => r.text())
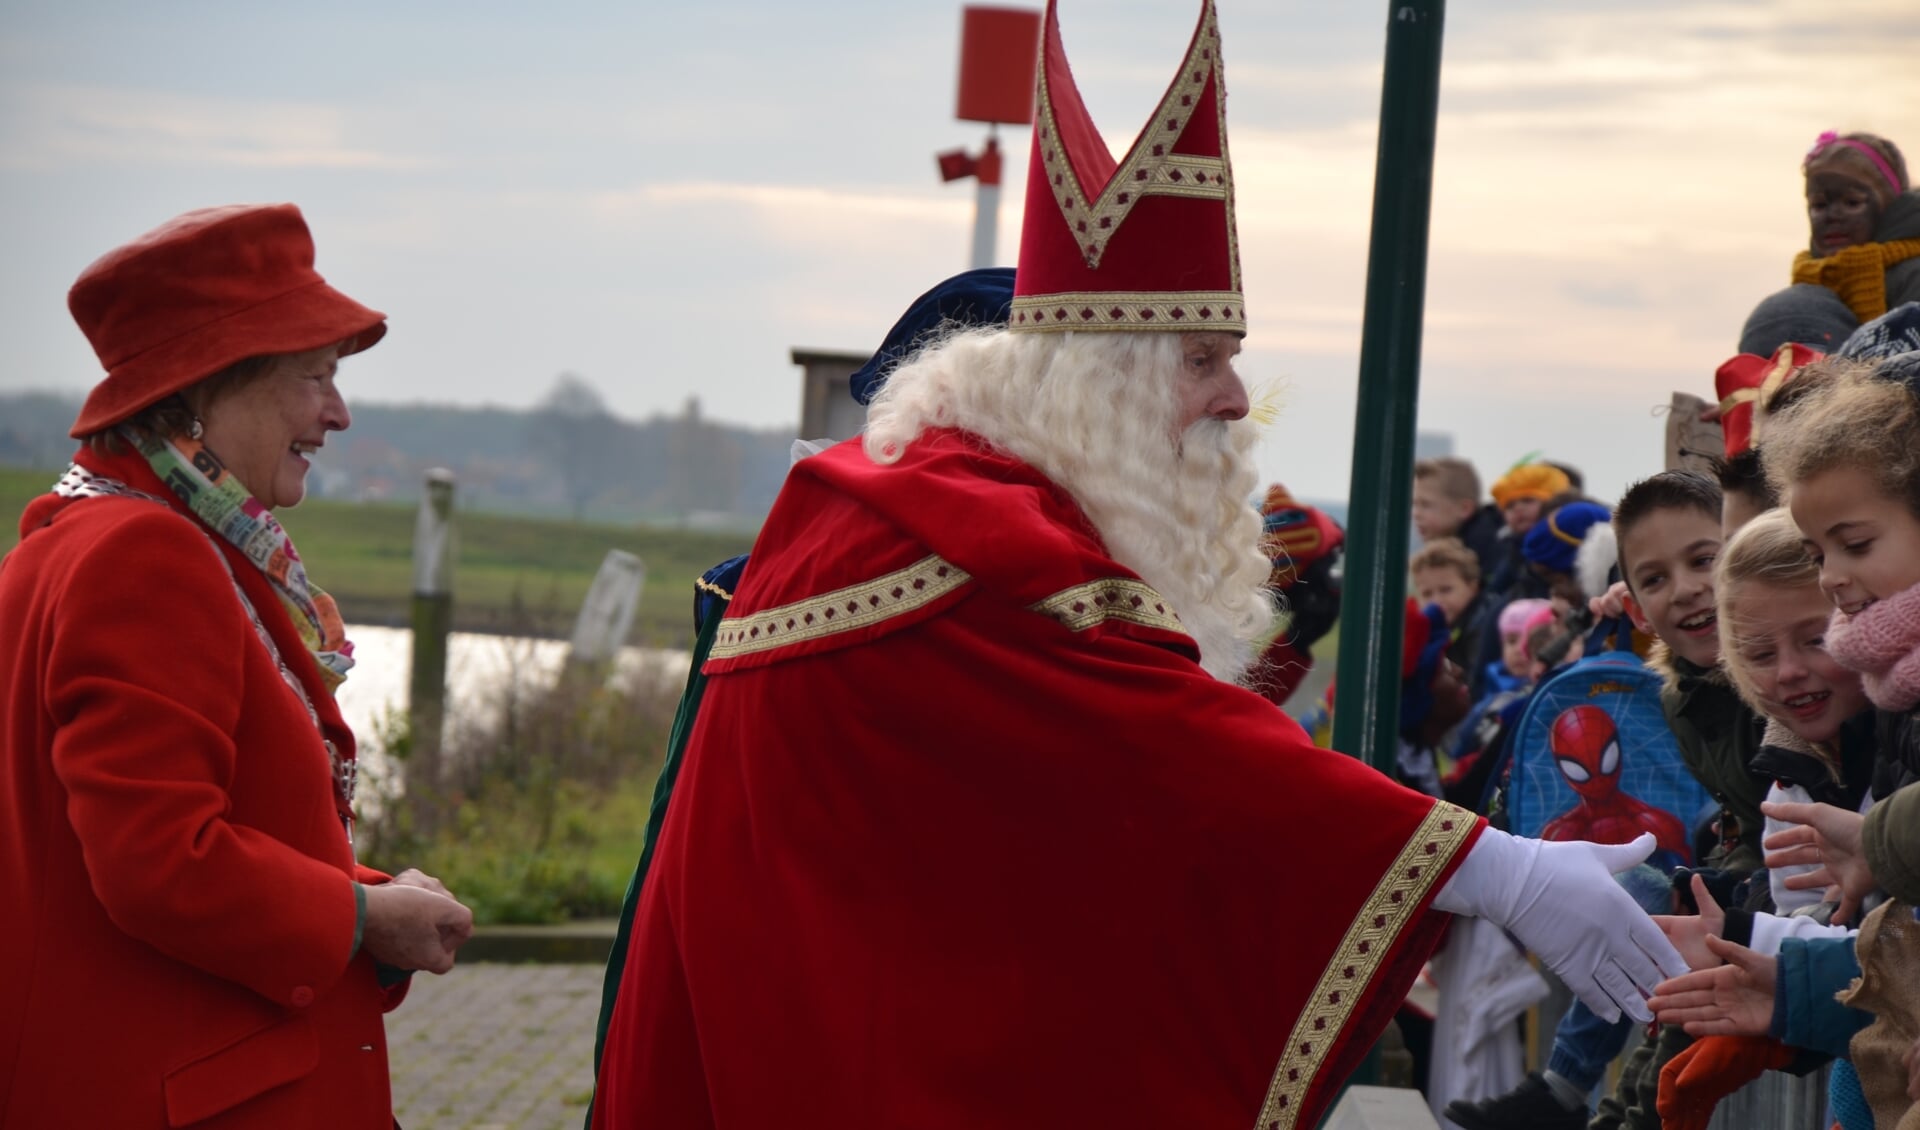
top-left (335, 625), bottom-right (691, 796)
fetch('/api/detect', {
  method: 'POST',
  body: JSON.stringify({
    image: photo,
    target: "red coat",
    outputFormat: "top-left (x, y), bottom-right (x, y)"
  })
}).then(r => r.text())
top-left (593, 430), bottom-right (1482, 1129)
top-left (0, 448), bottom-right (404, 1129)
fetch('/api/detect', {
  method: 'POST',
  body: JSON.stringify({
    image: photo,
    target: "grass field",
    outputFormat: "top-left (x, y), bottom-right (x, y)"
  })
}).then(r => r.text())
top-left (0, 465), bottom-right (755, 646)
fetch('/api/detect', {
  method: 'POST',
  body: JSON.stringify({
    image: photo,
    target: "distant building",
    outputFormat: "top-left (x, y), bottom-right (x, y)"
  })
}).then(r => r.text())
top-left (792, 349), bottom-right (868, 443)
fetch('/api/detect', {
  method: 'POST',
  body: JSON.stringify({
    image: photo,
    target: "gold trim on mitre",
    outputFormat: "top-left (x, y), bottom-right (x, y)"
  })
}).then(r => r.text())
top-left (1255, 802), bottom-right (1477, 1129)
top-left (1009, 291), bottom-right (1247, 333)
top-left (1011, 0), bottom-right (1244, 334)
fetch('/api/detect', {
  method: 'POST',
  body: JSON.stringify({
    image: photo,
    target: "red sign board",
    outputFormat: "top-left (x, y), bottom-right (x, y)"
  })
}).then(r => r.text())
top-left (956, 6), bottom-right (1042, 125)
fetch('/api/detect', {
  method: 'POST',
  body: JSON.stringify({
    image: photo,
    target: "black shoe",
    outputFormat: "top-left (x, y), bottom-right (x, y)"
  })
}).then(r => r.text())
top-left (1443, 1072), bottom-right (1587, 1130)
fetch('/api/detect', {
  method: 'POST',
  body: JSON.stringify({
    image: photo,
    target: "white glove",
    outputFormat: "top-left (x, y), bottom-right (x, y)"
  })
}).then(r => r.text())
top-left (1432, 829), bottom-right (1687, 1024)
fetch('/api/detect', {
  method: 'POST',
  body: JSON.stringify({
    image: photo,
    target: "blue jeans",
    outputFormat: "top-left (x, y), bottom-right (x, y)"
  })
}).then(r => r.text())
top-left (1545, 865), bottom-right (1673, 1091)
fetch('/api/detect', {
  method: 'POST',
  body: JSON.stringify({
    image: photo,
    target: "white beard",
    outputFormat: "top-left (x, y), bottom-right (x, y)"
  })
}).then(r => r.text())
top-left (864, 328), bottom-right (1276, 683)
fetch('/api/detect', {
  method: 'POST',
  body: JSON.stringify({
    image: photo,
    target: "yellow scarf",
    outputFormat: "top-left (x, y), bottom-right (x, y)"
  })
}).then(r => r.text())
top-left (1791, 239), bottom-right (1920, 322)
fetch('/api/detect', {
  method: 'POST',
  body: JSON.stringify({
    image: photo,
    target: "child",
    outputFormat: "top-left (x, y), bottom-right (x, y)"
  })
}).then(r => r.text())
top-left (1412, 457), bottom-right (1502, 581)
top-left (1410, 537), bottom-right (1486, 672)
top-left (1490, 462), bottom-right (1571, 542)
top-left (1476, 461), bottom-right (1570, 601)
top-left (1520, 498), bottom-right (1616, 612)
top-left (1793, 130), bottom-right (1920, 324)
top-left (1765, 358), bottom-right (1920, 803)
top-left (1714, 508), bottom-right (1878, 914)
top-left (1494, 598), bottom-right (1551, 691)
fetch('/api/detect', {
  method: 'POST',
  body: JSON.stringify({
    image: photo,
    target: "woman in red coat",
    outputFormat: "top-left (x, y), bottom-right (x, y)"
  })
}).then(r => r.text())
top-left (0, 204), bottom-right (473, 1128)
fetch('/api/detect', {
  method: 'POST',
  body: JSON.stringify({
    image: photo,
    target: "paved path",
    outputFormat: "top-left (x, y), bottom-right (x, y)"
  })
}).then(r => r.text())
top-left (388, 963), bottom-right (605, 1130)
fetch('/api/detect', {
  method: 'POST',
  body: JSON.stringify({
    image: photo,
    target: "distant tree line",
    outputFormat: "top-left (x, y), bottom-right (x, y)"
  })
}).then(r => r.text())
top-left (0, 376), bottom-right (796, 527)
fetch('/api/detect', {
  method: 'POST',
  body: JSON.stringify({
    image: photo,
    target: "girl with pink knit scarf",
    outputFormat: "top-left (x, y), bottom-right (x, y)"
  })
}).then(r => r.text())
top-left (1762, 353), bottom-right (1920, 1128)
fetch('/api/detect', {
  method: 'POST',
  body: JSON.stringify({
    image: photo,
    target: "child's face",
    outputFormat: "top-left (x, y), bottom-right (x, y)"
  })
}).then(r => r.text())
top-left (1789, 465), bottom-right (1920, 615)
top-left (1727, 581), bottom-right (1869, 746)
top-left (1503, 496), bottom-right (1543, 535)
top-left (1806, 173), bottom-right (1879, 256)
top-left (1620, 507), bottom-right (1723, 668)
top-left (1413, 565), bottom-right (1477, 625)
top-left (1412, 480), bottom-right (1471, 541)
top-left (1500, 630), bottom-right (1530, 677)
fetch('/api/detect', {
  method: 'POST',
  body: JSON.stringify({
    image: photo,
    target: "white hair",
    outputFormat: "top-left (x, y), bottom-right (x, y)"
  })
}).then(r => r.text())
top-left (863, 327), bottom-right (1275, 683)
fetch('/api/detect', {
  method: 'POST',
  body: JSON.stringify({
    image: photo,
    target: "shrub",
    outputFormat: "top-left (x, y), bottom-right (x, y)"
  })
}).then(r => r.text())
top-left (359, 648), bottom-right (681, 924)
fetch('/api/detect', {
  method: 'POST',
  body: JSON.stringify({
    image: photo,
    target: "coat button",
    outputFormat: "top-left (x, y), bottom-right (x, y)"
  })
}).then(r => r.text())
top-left (291, 986), bottom-right (315, 1007)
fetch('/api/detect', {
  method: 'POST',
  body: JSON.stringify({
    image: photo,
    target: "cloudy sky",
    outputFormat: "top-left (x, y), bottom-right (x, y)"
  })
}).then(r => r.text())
top-left (2, 0), bottom-right (1915, 505)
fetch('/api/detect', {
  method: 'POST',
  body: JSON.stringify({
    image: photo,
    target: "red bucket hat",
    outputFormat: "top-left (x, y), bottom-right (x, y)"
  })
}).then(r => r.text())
top-left (67, 203), bottom-right (387, 437)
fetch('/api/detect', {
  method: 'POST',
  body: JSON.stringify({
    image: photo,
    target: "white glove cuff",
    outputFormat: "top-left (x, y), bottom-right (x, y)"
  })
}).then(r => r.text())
top-left (1431, 825), bottom-right (1537, 923)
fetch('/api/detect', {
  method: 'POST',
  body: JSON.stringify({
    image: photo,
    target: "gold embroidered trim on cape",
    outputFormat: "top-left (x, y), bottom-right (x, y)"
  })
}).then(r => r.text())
top-left (1011, 291), bottom-right (1246, 333)
top-left (708, 555), bottom-right (971, 660)
top-left (694, 576), bottom-right (734, 602)
top-left (1031, 5), bottom-right (1229, 272)
top-left (1028, 577), bottom-right (1185, 635)
top-left (1255, 802), bottom-right (1477, 1129)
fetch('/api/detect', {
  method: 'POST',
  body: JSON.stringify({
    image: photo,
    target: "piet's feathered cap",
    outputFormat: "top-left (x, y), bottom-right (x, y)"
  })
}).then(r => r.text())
top-left (1010, 0), bottom-right (1243, 335)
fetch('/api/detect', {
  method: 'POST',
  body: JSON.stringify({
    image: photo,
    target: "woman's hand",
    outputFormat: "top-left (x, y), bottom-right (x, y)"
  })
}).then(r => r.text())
top-left (1762, 800), bottom-right (1873, 921)
top-left (362, 882), bottom-right (473, 974)
top-left (1647, 934), bottom-right (1777, 1037)
top-left (1651, 872), bottom-right (1726, 971)
top-left (389, 868), bottom-right (456, 900)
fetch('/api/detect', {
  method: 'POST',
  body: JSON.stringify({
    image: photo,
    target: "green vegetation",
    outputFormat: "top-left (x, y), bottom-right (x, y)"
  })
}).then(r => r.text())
top-left (0, 465), bottom-right (755, 647)
top-left (358, 655), bottom-right (682, 925)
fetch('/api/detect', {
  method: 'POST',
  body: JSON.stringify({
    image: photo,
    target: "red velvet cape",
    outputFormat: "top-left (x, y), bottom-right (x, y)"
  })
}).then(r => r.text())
top-left (593, 430), bottom-right (1481, 1129)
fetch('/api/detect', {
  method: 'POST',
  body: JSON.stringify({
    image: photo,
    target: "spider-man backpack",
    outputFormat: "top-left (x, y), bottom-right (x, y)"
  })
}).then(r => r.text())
top-left (1499, 619), bottom-right (1716, 873)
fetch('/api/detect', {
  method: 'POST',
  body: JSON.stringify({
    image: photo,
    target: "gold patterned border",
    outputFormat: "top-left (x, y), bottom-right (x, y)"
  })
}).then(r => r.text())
top-left (1010, 291), bottom-right (1246, 333)
top-left (1032, 3), bottom-right (1229, 271)
top-left (1028, 577), bottom-right (1185, 635)
top-left (1255, 802), bottom-right (1477, 1129)
top-left (708, 555), bottom-right (971, 661)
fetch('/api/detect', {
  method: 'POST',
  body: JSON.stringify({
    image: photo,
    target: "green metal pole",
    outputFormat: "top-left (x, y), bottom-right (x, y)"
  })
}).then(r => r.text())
top-left (1322, 3), bottom-right (1445, 1108)
top-left (1331, 0), bottom-right (1446, 778)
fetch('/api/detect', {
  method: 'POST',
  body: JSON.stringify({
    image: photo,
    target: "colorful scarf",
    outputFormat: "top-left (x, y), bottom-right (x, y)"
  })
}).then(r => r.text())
top-left (1791, 239), bottom-right (1920, 323)
top-left (119, 425), bottom-right (355, 693)
top-left (1825, 580), bottom-right (1920, 713)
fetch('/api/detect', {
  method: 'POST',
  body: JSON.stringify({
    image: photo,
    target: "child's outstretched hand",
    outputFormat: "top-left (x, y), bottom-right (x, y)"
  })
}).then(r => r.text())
top-left (1651, 872), bottom-right (1726, 971)
top-left (1647, 935), bottom-right (1777, 1037)
top-left (1762, 800), bottom-right (1873, 922)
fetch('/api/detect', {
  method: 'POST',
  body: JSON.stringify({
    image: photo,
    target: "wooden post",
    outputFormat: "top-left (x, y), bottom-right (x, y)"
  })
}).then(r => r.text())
top-left (409, 468), bottom-right (456, 786)
top-left (569, 549), bottom-right (647, 667)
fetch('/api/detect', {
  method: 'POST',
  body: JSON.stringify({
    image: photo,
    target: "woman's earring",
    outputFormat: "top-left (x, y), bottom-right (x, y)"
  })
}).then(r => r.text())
top-left (189, 417), bottom-right (204, 440)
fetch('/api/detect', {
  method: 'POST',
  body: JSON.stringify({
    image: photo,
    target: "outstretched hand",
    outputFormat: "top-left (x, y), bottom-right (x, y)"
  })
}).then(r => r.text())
top-left (1475, 832), bottom-right (1688, 1024)
top-left (1762, 800), bottom-right (1873, 922)
top-left (1647, 934), bottom-right (1777, 1037)
top-left (1652, 872), bottom-right (1727, 971)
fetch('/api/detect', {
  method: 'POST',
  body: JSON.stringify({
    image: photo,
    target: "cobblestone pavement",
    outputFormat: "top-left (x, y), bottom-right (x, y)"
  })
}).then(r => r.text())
top-left (387, 963), bottom-right (604, 1130)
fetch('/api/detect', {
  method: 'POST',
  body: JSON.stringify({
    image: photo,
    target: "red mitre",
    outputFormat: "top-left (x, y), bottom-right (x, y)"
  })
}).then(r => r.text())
top-left (1713, 342), bottom-right (1824, 456)
top-left (1010, 0), bottom-right (1244, 335)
